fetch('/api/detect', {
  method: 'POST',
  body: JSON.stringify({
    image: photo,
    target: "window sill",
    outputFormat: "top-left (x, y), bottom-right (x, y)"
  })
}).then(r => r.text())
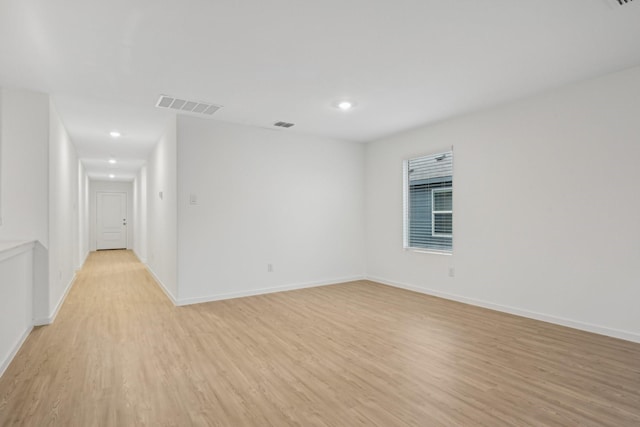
top-left (404, 247), bottom-right (452, 256)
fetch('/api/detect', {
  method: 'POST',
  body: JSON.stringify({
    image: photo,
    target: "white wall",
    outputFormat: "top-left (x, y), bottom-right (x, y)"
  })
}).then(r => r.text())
top-left (89, 180), bottom-right (134, 251)
top-left (48, 101), bottom-right (81, 319)
top-left (365, 65), bottom-right (640, 342)
top-left (0, 88), bottom-right (49, 244)
top-left (0, 88), bottom-right (2, 224)
top-left (176, 117), bottom-right (365, 304)
top-left (0, 87), bottom-right (50, 323)
top-left (78, 163), bottom-right (90, 267)
top-left (0, 88), bottom-right (51, 373)
top-left (146, 119), bottom-right (177, 299)
top-left (133, 165), bottom-right (147, 263)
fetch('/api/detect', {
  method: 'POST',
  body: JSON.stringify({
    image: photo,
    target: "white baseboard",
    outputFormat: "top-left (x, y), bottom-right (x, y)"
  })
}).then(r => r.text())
top-left (75, 251), bottom-right (90, 272)
top-left (33, 273), bottom-right (77, 326)
top-left (367, 276), bottom-right (640, 344)
top-left (177, 275), bottom-right (366, 307)
top-left (146, 265), bottom-right (178, 305)
top-left (76, 250), bottom-right (90, 270)
top-left (0, 325), bottom-right (33, 379)
top-left (132, 249), bottom-right (147, 264)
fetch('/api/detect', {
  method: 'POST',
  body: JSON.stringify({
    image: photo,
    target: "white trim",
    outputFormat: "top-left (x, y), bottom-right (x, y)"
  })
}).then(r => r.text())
top-left (0, 325), bottom-right (33, 378)
top-left (33, 272), bottom-right (77, 326)
top-left (132, 249), bottom-right (147, 265)
top-left (76, 249), bottom-right (90, 270)
top-left (404, 248), bottom-right (452, 256)
top-left (0, 240), bottom-right (35, 263)
top-left (367, 275), bottom-right (640, 344)
top-left (402, 159), bottom-right (409, 249)
top-left (146, 265), bottom-right (178, 305)
top-left (176, 275), bottom-right (366, 307)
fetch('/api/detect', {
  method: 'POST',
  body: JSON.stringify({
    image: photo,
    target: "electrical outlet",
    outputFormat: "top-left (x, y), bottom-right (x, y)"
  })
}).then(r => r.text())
top-left (267, 264), bottom-right (273, 273)
top-left (448, 267), bottom-right (455, 278)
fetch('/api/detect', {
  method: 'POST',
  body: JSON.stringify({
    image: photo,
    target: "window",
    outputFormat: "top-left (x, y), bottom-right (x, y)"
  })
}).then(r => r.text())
top-left (404, 150), bottom-right (453, 253)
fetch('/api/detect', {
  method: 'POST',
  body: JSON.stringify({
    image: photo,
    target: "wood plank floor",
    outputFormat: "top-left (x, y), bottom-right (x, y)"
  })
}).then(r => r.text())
top-left (1, 250), bottom-right (639, 426)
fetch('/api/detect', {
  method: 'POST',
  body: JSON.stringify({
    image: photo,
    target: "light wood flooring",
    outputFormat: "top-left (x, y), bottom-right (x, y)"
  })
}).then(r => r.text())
top-left (0, 250), bottom-right (639, 426)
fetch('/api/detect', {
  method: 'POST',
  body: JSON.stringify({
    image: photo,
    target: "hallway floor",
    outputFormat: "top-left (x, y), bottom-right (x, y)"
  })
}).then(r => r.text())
top-left (1, 250), bottom-right (639, 426)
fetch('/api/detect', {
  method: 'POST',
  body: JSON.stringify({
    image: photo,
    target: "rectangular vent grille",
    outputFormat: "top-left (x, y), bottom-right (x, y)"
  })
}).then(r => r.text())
top-left (274, 121), bottom-right (295, 128)
top-left (156, 95), bottom-right (222, 117)
top-left (612, 0), bottom-right (634, 5)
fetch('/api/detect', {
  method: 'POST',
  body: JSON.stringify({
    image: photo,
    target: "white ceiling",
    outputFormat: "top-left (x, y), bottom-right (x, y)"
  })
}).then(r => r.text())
top-left (1, 0), bottom-right (640, 180)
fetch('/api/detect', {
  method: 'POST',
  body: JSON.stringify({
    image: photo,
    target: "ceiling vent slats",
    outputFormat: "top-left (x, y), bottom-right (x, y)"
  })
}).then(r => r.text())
top-left (157, 96), bottom-right (173, 108)
top-left (170, 99), bottom-right (186, 110)
top-left (611, 0), bottom-right (634, 5)
top-left (182, 101), bottom-right (198, 112)
top-left (156, 95), bottom-right (222, 117)
top-left (192, 103), bottom-right (208, 114)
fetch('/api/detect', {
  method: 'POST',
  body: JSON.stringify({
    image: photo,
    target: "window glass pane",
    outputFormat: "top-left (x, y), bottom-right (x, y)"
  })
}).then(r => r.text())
top-left (433, 190), bottom-right (452, 211)
top-left (433, 213), bottom-right (452, 235)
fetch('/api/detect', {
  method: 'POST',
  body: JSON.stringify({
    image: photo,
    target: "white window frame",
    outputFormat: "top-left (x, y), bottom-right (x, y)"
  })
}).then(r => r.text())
top-left (431, 188), bottom-right (452, 237)
top-left (402, 160), bottom-right (410, 249)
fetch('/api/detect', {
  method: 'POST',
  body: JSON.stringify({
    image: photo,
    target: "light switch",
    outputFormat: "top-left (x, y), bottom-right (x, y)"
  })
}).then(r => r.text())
top-left (189, 193), bottom-right (198, 205)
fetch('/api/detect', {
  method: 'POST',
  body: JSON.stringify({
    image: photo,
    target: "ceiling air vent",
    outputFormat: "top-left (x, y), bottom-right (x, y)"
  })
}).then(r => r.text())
top-left (274, 121), bottom-right (295, 128)
top-left (609, 0), bottom-right (634, 5)
top-left (156, 95), bottom-right (222, 117)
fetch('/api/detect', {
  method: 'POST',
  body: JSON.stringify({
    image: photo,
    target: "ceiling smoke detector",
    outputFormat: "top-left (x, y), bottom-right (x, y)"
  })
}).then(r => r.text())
top-left (274, 121), bottom-right (295, 128)
top-left (156, 95), bottom-right (222, 117)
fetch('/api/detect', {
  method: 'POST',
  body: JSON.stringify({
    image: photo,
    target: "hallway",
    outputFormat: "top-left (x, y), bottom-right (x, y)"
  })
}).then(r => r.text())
top-left (0, 250), bottom-right (179, 425)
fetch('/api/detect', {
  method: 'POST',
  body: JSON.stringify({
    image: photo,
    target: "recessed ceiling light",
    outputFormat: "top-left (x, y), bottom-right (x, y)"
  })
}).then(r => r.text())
top-left (109, 174), bottom-right (115, 179)
top-left (336, 100), bottom-right (356, 111)
top-left (108, 159), bottom-right (117, 164)
top-left (109, 131), bottom-right (121, 138)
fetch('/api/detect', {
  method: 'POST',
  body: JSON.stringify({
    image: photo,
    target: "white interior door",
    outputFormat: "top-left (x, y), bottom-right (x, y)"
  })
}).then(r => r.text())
top-left (97, 192), bottom-right (127, 250)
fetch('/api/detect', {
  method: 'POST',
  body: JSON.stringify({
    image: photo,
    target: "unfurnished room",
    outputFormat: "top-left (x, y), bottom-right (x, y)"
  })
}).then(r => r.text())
top-left (0, 0), bottom-right (639, 425)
